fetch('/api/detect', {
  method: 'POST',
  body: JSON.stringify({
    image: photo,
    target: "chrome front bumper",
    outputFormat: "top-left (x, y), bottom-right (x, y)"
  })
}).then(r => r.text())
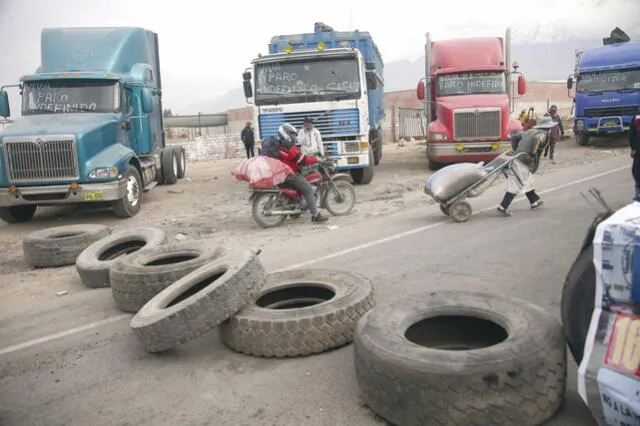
top-left (0, 180), bottom-right (127, 207)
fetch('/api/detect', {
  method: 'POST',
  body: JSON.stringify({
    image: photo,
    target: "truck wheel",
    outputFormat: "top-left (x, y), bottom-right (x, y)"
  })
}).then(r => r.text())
top-left (75, 227), bottom-right (167, 289)
top-left (130, 249), bottom-right (266, 353)
top-left (112, 165), bottom-right (143, 218)
top-left (0, 205), bottom-right (37, 223)
top-left (354, 290), bottom-right (567, 426)
top-left (577, 134), bottom-right (591, 146)
top-left (351, 147), bottom-right (375, 185)
top-left (23, 224), bottom-right (111, 268)
top-left (110, 240), bottom-right (225, 313)
top-left (173, 145), bottom-right (187, 179)
top-left (560, 245), bottom-right (595, 365)
top-left (219, 269), bottom-right (375, 357)
top-left (428, 158), bottom-right (442, 171)
top-left (371, 130), bottom-right (382, 166)
top-left (161, 147), bottom-right (178, 185)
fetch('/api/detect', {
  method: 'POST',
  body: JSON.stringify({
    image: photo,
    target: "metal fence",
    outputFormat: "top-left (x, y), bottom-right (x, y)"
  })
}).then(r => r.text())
top-left (398, 107), bottom-right (427, 139)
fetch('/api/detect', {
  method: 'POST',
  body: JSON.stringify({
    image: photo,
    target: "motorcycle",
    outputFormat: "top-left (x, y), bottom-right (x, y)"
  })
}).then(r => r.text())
top-left (250, 158), bottom-right (356, 228)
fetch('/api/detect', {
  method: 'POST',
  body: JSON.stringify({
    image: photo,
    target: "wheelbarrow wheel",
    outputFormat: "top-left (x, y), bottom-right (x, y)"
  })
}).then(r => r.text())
top-left (449, 201), bottom-right (472, 223)
top-left (440, 205), bottom-right (450, 216)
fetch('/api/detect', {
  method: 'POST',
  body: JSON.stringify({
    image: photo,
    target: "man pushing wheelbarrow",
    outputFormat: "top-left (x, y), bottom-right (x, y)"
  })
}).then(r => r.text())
top-left (424, 116), bottom-right (558, 222)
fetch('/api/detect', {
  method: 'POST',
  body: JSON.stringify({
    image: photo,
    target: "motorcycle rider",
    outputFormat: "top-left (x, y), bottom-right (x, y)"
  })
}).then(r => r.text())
top-left (261, 123), bottom-right (329, 223)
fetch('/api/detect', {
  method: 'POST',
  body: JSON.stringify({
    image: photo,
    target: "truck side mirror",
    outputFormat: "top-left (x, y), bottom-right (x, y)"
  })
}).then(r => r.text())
top-left (365, 62), bottom-right (376, 71)
top-left (242, 71), bottom-right (252, 81)
top-left (0, 91), bottom-right (10, 118)
top-left (243, 81), bottom-right (253, 98)
top-left (417, 81), bottom-right (425, 101)
top-left (366, 71), bottom-right (377, 90)
top-left (141, 88), bottom-right (153, 114)
top-left (567, 77), bottom-right (573, 90)
top-left (517, 75), bottom-right (527, 95)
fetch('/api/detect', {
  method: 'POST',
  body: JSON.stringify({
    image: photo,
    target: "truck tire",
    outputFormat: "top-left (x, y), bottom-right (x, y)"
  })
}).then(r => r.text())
top-left (161, 147), bottom-right (178, 185)
top-left (577, 134), bottom-right (591, 146)
top-left (173, 145), bottom-right (187, 179)
top-left (75, 227), bottom-right (167, 289)
top-left (109, 240), bottom-right (225, 313)
top-left (0, 205), bottom-right (37, 223)
top-left (371, 129), bottom-right (382, 166)
top-left (350, 147), bottom-right (375, 185)
top-left (130, 249), bottom-right (266, 352)
top-left (219, 269), bottom-right (375, 357)
top-left (428, 158), bottom-right (442, 171)
top-left (561, 244), bottom-right (595, 365)
top-left (112, 164), bottom-right (143, 218)
top-left (354, 290), bottom-right (567, 426)
top-left (23, 224), bottom-right (111, 268)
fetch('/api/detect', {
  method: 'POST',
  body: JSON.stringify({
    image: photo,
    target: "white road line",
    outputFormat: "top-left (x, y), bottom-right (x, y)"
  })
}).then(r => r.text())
top-left (0, 164), bottom-right (629, 357)
top-left (0, 314), bottom-right (130, 356)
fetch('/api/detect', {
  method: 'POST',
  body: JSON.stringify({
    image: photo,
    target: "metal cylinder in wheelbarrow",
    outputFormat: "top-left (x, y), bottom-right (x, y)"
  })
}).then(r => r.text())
top-left (424, 163), bottom-right (488, 201)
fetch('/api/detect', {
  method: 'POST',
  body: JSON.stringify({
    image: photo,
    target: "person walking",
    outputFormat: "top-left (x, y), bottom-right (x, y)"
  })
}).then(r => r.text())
top-left (241, 121), bottom-right (255, 158)
top-left (543, 105), bottom-right (564, 163)
top-left (497, 116), bottom-right (559, 216)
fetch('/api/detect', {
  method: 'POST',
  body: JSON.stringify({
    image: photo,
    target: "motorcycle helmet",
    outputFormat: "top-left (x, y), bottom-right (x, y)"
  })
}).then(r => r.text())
top-left (278, 123), bottom-right (298, 142)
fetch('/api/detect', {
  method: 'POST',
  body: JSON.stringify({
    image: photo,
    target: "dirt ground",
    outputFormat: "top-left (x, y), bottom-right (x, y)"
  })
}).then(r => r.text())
top-left (0, 135), bottom-right (629, 313)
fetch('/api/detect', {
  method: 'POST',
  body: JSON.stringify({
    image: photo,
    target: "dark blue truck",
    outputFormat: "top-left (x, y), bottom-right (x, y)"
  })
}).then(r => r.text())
top-left (0, 27), bottom-right (186, 224)
top-left (567, 40), bottom-right (640, 146)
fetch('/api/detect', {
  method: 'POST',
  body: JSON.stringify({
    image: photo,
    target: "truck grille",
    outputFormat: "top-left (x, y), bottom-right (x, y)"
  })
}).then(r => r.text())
top-left (3, 135), bottom-right (79, 182)
top-left (453, 109), bottom-right (501, 140)
top-left (258, 108), bottom-right (360, 140)
top-left (583, 105), bottom-right (637, 118)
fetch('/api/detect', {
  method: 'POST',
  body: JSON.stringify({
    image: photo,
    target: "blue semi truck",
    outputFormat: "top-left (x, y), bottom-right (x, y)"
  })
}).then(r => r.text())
top-left (567, 39), bottom-right (640, 146)
top-left (241, 22), bottom-right (385, 185)
top-left (0, 27), bottom-right (185, 224)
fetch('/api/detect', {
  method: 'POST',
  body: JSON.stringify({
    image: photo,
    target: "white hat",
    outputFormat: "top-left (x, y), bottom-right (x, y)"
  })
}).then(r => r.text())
top-left (533, 116), bottom-right (559, 129)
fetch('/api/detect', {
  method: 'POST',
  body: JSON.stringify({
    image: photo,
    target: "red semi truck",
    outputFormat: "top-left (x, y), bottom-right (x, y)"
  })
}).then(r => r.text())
top-left (417, 28), bottom-right (527, 170)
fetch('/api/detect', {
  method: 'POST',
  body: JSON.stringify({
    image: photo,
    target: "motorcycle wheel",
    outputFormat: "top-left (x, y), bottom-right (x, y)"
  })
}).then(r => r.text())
top-left (252, 193), bottom-right (287, 229)
top-left (325, 181), bottom-right (356, 216)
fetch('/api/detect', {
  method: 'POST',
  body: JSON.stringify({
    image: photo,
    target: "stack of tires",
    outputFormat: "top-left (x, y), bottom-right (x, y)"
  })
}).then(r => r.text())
top-left (21, 224), bottom-right (377, 356)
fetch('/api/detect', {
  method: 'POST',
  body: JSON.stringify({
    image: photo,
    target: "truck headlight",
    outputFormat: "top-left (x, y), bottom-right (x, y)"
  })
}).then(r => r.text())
top-left (576, 120), bottom-right (585, 130)
top-left (88, 167), bottom-right (119, 179)
top-left (430, 133), bottom-right (447, 141)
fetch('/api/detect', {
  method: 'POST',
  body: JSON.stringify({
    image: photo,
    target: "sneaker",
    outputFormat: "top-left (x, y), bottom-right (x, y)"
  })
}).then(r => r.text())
top-left (531, 200), bottom-right (544, 209)
top-left (311, 213), bottom-right (328, 223)
top-left (497, 206), bottom-right (512, 217)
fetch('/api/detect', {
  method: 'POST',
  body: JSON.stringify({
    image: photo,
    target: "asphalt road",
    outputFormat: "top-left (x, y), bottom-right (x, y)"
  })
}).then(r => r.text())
top-left (0, 153), bottom-right (633, 426)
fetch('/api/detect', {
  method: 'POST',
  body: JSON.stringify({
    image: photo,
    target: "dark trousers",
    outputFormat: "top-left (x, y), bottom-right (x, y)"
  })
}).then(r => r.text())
top-left (543, 140), bottom-right (555, 159)
top-left (500, 190), bottom-right (540, 209)
top-left (244, 143), bottom-right (255, 158)
top-left (285, 173), bottom-right (318, 216)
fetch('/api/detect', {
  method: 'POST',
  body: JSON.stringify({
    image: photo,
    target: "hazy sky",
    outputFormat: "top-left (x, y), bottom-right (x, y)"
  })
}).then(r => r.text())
top-left (1, 0), bottom-right (638, 114)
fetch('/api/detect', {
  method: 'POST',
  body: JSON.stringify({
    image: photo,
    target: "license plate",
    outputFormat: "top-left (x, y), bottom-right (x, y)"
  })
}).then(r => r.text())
top-left (84, 190), bottom-right (104, 201)
top-left (347, 157), bottom-right (359, 164)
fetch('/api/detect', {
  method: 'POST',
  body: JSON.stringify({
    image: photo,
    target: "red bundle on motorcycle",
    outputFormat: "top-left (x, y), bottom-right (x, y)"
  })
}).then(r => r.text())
top-left (231, 156), bottom-right (294, 189)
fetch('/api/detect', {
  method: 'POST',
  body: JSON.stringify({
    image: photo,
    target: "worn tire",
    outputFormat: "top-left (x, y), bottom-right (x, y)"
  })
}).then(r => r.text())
top-left (112, 164), bottom-right (143, 218)
top-left (561, 245), bottom-right (595, 365)
top-left (354, 290), bottom-right (567, 426)
top-left (219, 269), bottom-right (375, 357)
top-left (130, 249), bottom-right (266, 352)
top-left (23, 224), bottom-right (111, 268)
top-left (109, 240), bottom-right (225, 313)
top-left (350, 147), bottom-right (375, 185)
top-left (0, 205), bottom-right (37, 223)
top-left (75, 227), bottom-right (168, 289)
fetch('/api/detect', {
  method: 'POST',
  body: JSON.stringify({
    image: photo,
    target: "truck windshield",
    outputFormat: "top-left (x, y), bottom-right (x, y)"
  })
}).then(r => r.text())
top-left (436, 71), bottom-right (506, 97)
top-left (21, 79), bottom-right (120, 115)
top-left (577, 69), bottom-right (640, 93)
top-left (254, 57), bottom-right (361, 106)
